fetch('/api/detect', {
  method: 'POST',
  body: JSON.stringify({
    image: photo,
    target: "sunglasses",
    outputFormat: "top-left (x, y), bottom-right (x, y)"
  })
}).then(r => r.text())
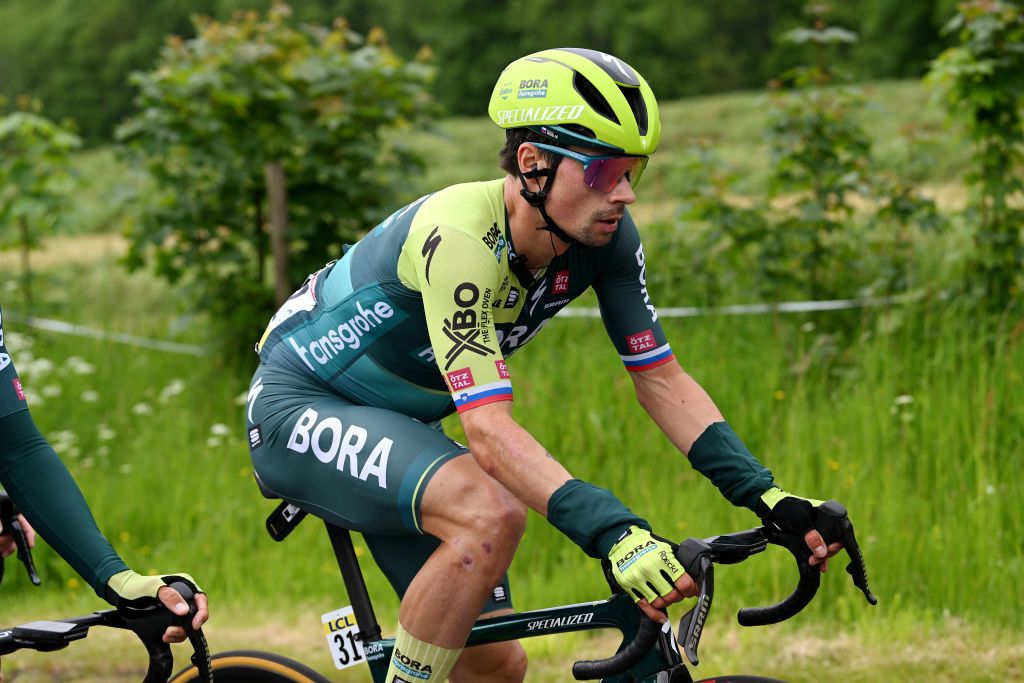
top-left (532, 142), bottom-right (649, 193)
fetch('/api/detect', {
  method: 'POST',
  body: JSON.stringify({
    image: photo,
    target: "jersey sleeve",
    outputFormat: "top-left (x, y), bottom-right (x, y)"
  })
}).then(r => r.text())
top-left (401, 225), bottom-right (513, 412)
top-left (0, 305), bottom-right (129, 599)
top-left (592, 213), bottom-right (676, 373)
top-left (0, 305), bottom-right (29, 420)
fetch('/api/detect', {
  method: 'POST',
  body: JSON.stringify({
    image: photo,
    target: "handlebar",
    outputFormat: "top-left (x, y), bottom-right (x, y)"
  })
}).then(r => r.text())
top-left (0, 491), bottom-right (213, 682)
top-left (572, 499), bottom-right (876, 680)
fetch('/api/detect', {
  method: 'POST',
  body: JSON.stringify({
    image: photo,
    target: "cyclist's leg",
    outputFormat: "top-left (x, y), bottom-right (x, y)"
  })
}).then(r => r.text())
top-left (449, 612), bottom-right (527, 683)
top-left (364, 536), bottom-right (526, 682)
top-left (247, 366), bottom-right (526, 670)
top-left (395, 453), bottom-right (527, 647)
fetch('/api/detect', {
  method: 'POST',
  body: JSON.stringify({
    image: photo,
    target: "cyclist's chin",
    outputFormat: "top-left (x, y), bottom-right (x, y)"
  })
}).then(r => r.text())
top-left (577, 224), bottom-right (616, 247)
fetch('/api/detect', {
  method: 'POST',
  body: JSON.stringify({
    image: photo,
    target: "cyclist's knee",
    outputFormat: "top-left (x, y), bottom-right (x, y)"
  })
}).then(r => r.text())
top-left (450, 641), bottom-right (527, 683)
top-left (423, 456), bottom-right (527, 548)
top-left (460, 479), bottom-right (526, 561)
top-left (473, 483), bottom-right (526, 538)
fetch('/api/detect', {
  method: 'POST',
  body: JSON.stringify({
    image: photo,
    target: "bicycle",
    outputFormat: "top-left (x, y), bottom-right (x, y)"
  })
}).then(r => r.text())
top-left (169, 476), bottom-right (876, 682)
top-left (0, 491), bottom-right (213, 682)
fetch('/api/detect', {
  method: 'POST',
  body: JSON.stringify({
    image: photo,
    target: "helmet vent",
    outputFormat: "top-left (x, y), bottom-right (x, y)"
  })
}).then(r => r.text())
top-left (573, 72), bottom-right (619, 126)
top-left (620, 85), bottom-right (648, 136)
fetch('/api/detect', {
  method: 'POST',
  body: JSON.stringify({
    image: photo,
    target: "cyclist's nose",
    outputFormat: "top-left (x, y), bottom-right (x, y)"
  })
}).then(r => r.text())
top-left (609, 175), bottom-right (636, 204)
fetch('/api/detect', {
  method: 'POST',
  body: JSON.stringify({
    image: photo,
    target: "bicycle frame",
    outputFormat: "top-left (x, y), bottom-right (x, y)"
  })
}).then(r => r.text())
top-left (322, 521), bottom-right (687, 683)
top-left (355, 594), bottom-right (683, 683)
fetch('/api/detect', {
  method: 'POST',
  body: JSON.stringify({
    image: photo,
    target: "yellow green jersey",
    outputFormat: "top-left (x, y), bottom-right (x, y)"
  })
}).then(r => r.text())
top-left (255, 179), bottom-right (674, 421)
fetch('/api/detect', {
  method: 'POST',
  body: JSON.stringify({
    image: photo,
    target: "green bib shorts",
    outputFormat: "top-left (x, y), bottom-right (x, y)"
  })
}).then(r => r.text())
top-left (246, 364), bottom-right (513, 612)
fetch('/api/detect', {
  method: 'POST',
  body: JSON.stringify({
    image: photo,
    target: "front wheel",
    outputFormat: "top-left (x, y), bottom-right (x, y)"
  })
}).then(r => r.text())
top-left (692, 677), bottom-right (787, 682)
top-left (169, 650), bottom-right (332, 683)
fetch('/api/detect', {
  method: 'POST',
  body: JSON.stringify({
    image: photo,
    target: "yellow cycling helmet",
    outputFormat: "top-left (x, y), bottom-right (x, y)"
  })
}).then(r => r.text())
top-left (488, 47), bottom-right (660, 156)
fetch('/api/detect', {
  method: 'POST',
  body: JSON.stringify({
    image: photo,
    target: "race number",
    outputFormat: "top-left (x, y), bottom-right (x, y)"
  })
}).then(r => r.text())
top-left (321, 605), bottom-right (366, 670)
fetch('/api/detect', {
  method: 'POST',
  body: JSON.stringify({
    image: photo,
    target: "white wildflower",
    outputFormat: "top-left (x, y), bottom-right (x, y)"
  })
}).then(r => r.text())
top-left (119, 464), bottom-right (133, 474)
top-left (894, 394), bottom-right (914, 405)
top-left (97, 424), bottom-right (116, 441)
top-left (26, 358), bottom-right (54, 376)
top-left (132, 402), bottom-right (153, 416)
top-left (5, 331), bottom-right (30, 351)
top-left (209, 423), bottom-right (232, 437)
top-left (158, 379), bottom-right (186, 404)
top-left (64, 356), bottom-right (95, 375)
top-left (81, 390), bottom-right (100, 403)
top-left (42, 385), bottom-right (62, 398)
top-left (49, 429), bottom-right (76, 443)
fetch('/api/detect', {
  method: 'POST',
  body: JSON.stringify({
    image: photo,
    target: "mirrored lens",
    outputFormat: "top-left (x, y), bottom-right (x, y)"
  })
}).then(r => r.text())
top-left (582, 156), bottom-right (649, 192)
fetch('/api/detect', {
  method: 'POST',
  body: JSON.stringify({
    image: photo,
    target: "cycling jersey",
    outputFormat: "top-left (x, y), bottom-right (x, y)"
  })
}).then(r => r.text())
top-left (255, 178), bottom-right (674, 420)
top-left (0, 304), bottom-right (129, 598)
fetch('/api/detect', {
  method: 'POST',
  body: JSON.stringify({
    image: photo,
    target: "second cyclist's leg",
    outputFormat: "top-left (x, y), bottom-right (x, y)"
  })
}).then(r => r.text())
top-left (388, 455), bottom-right (527, 680)
top-left (449, 614), bottom-right (527, 683)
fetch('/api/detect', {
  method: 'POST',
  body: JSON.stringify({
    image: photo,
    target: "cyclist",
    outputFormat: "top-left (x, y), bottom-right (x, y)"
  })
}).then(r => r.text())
top-left (247, 47), bottom-right (847, 683)
top-left (0, 304), bottom-right (209, 680)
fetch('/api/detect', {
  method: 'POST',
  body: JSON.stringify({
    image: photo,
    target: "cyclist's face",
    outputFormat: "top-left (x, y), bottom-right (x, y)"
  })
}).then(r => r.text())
top-left (542, 146), bottom-right (637, 248)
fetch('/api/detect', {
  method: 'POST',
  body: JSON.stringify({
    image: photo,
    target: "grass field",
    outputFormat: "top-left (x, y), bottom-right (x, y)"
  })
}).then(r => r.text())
top-left (1, 79), bottom-right (1022, 681)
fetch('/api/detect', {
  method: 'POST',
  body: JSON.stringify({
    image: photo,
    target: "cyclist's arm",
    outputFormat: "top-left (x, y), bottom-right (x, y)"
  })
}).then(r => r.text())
top-left (458, 401), bottom-right (571, 512)
top-left (592, 219), bottom-right (775, 511)
top-left (1, 307), bottom-right (208, 623)
top-left (0, 409), bottom-right (130, 595)
top-left (629, 358), bottom-right (723, 451)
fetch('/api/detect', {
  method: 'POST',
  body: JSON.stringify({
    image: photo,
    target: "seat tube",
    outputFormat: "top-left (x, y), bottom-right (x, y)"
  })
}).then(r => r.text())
top-left (325, 522), bottom-right (383, 642)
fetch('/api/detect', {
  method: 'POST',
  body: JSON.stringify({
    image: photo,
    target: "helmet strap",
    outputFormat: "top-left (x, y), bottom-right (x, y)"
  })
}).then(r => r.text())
top-left (518, 159), bottom-right (575, 245)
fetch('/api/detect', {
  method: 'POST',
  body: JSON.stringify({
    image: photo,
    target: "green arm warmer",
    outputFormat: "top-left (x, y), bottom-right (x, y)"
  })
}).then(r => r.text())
top-left (0, 409), bottom-right (129, 600)
top-left (546, 479), bottom-right (650, 558)
top-left (688, 421), bottom-right (776, 511)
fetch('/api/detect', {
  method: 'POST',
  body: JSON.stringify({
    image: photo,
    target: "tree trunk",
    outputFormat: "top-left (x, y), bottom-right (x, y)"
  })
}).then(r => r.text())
top-left (253, 188), bottom-right (265, 283)
top-left (264, 161), bottom-right (291, 305)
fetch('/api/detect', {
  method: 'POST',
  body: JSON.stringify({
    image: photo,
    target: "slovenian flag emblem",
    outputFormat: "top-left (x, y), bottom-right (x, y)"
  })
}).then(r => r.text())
top-left (452, 380), bottom-right (513, 412)
top-left (621, 343), bottom-right (674, 373)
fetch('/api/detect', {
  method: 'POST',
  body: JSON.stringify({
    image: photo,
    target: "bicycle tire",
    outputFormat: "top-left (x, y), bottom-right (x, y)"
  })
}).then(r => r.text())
top-left (169, 649), bottom-right (332, 683)
top-left (692, 676), bottom-right (787, 682)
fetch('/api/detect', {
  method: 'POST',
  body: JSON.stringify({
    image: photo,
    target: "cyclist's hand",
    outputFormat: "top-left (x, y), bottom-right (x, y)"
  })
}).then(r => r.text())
top-left (107, 570), bottom-right (209, 642)
top-left (0, 513), bottom-right (35, 558)
top-left (607, 526), bottom-right (695, 623)
top-left (756, 488), bottom-right (844, 572)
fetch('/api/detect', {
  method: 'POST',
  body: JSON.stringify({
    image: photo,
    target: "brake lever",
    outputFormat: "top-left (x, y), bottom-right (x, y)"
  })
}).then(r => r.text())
top-left (674, 538), bottom-right (714, 666)
top-left (169, 581), bottom-right (214, 683)
top-left (0, 496), bottom-right (41, 586)
top-left (817, 500), bottom-right (877, 606)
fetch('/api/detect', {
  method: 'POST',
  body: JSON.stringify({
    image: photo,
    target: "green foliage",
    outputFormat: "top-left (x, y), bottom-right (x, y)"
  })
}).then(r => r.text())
top-left (0, 0), bottom-right (970, 140)
top-left (674, 8), bottom-right (942, 303)
top-left (0, 0), bottom-right (199, 143)
top-left (0, 100), bottom-right (81, 309)
top-left (927, 0), bottom-right (1024, 309)
top-left (117, 4), bottom-right (437, 358)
